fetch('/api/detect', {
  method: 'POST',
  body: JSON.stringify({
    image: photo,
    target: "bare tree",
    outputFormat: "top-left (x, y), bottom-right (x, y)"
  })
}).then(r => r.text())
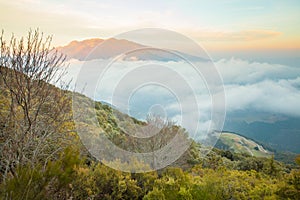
top-left (0, 29), bottom-right (74, 182)
top-left (122, 114), bottom-right (190, 169)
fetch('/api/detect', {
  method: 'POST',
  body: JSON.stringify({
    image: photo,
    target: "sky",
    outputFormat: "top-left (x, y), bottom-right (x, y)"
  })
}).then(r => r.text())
top-left (1, 0), bottom-right (299, 147)
top-left (1, 0), bottom-right (300, 64)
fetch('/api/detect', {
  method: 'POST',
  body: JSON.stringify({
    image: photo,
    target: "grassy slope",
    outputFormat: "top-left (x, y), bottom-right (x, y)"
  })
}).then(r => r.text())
top-left (218, 132), bottom-right (272, 158)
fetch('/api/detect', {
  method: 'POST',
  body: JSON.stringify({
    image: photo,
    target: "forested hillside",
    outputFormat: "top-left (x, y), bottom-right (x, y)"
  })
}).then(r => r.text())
top-left (0, 30), bottom-right (300, 200)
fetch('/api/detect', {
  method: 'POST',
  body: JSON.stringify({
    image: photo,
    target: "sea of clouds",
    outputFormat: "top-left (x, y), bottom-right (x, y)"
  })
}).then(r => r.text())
top-left (64, 57), bottom-right (300, 140)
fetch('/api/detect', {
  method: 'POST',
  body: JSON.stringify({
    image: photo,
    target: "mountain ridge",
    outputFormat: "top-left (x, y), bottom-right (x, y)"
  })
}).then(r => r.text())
top-left (224, 117), bottom-right (300, 153)
top-left (56, 38), bottom-right (208, 62)
top-left (56, 38), bottom-right (145, 61)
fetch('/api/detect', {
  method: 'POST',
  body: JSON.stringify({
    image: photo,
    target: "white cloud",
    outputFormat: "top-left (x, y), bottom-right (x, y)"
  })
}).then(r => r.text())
top-left (214, 58), bottom-right (300, 117)
top-left (215, 58), bottom-right (300, 84)
top-left (225, 78), bottom-right (300, 117)
top-left (65, 57), bottom-right (300, 139)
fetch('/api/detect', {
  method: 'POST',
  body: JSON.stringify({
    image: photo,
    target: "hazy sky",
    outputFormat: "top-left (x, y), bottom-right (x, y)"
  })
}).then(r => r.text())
top-left (1, 0), bottom-right (300, 62)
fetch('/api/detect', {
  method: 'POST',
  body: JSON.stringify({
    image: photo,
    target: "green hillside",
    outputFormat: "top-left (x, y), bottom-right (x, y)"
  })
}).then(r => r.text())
top-left (216, 132), bottom-right (272, 158)
top-left (1, 30), bottom-right (300, 200)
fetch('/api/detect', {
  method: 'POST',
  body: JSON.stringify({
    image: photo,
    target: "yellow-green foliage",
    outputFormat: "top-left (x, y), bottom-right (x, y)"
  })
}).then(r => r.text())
top-left (71, 161), bottom-right (155, 200)
top-left (1, 145), bottom-right (300, 199)
top-left (144, 166), bottom-right (282, 200)
top-left (0, 147), bottom-right (81, 200)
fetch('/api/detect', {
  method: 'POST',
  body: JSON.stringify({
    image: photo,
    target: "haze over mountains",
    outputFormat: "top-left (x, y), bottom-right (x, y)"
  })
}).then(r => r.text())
top-left (57, 38), bottom-right (207, 62)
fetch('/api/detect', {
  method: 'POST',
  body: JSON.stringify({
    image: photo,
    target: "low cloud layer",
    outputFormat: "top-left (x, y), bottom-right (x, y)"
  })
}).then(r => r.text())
top-left (64, 57), bottom-right (300, 138)
top-left (215, 58), bottom-right (300, 84)
top-left (225, 78), bottom-right (300, 117)
top-left (214, 58), bottom-right (300, 117)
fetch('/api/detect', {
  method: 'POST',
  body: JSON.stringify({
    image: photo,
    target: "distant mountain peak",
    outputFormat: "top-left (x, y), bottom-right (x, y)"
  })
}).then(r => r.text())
top-left (64, 38), bottom-right (104, 48)
top-left (56, 37), bottom-right (207, 62)
top-left (56, 37), bottom-right (145, 61)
